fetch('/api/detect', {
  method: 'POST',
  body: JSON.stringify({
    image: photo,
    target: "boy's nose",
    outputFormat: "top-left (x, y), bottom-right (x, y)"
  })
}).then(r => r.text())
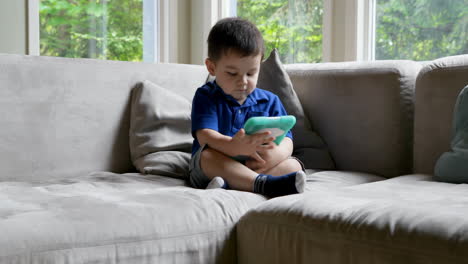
top-left (239, 75), bottom-right (248, 85)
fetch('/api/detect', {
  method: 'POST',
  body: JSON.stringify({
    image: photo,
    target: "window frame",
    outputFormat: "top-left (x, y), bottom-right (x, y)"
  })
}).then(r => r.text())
top-left (27, 0), bottom-right (39, 56)
top-left (28, 0), bottom-right (178, 63)
top-left (320, 0), bottom-right (376, 62)
top-left (189, 0), bottom-right (236, 65)
top-left (153, 0), bottom-right (179, 63)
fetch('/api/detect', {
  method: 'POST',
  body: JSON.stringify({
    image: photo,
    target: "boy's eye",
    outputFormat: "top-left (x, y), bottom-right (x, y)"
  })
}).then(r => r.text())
top-left (227, 72), bottom-right (237, 76)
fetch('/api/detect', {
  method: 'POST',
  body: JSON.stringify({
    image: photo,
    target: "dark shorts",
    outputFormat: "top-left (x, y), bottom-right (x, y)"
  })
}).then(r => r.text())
top-left (188, 144), bottom-right (306, 189)
top-left (189, 144), bottom-right (212, 189)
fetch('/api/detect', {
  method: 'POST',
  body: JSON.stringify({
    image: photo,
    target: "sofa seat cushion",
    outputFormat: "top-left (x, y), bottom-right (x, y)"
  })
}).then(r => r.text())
top-left (238, 174), bottom-right (468, 264)
top-left (0, 172), bottom-right (266, 264)
top-left (305, 170), bottom-right (385, 188)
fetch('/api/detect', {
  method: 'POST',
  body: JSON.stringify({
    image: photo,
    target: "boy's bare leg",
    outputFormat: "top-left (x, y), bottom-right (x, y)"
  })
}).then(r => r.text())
top-left (200, 148), bottom-right (257, 191)
top-left (263, 158), bottom-right (303, 176)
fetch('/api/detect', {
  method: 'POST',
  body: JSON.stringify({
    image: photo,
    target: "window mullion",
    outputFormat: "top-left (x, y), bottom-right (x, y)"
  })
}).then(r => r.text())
top-left (190, 0), bottom-right (230, 65)
top-left (357, 0), bottom-right (376, 61)
top-left (322, 0), bottom-right (333, 62)
top-left (143, 0), bottom-right (158, 62)
top-left (27, 0), bottom-right (39, 56)
top-left (324, 0), bottom-right (374, 62)
top-left (367, 0), bottom-right (376, 61)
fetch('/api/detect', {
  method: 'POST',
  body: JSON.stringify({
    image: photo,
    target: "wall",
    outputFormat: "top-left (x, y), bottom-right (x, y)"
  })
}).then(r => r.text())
top-left (0, 0), bottom-right (27, 55)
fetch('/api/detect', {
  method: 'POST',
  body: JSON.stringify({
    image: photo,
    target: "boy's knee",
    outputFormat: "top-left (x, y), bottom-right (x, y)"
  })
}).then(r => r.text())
top-left (283, 158), bottom-right (303, 172)
top-left (264, 158), bottom-right (303, 177)
top-left (200, 147), bottom-right (222, 163)
top-left (200, 148), bottom-right (214, 161)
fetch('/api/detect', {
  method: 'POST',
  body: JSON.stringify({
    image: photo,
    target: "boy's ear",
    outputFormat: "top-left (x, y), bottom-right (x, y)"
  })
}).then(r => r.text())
top-left (205, 58), bottom-right (216, 76)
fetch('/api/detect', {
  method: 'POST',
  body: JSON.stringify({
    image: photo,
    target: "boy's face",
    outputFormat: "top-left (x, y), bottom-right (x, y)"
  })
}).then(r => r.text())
top-left (205, 49), bottom-right (262, 105)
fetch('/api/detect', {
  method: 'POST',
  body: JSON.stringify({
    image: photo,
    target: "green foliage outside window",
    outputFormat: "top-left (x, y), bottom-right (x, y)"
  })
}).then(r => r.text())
top-left (237, 0), bottom-right (324, 64)
top-left (40, 0), bottom-right (143, 61)
top-left (376, 0), bottom-right (467, 60)
top-left (239, 0), bottom-right (466, 62)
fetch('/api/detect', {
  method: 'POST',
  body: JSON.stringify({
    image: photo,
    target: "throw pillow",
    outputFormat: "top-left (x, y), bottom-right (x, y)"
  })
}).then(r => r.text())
top-left (133, 151), bottom-right (191, 178)
top-left (129, 80), bottom-right (193, 179)
top-left (257, 49), bottom-right (335, 169)
top-left (434, 85), bottom-right (468, 183)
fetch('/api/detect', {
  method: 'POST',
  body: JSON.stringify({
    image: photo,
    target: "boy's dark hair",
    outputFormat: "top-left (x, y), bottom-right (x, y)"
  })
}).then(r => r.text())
top-left (207, 17), bottom-right (265, 61)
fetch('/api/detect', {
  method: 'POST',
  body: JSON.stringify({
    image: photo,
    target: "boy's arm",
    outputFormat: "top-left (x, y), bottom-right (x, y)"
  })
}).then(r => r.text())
top-left (196, 128), bottom-right (275, 160)
top-left (196, 129), bottom-right (237, 157)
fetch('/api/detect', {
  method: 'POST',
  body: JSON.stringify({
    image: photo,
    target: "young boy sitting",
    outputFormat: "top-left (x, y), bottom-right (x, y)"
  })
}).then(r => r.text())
top-left (189, 17), bottom-right (306, 198)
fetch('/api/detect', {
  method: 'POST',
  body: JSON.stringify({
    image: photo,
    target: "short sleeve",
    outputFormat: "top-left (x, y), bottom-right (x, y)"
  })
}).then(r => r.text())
top-left (191, 88), bottom-right (219, 138)
top-left (269, 95), bottom-right (293, 139)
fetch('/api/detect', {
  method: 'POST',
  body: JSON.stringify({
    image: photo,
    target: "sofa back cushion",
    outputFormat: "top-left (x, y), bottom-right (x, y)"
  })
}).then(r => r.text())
top-left (286, 61), bottom-right (421, 178)
top-left (257, 49), bottom-right (335, 170)
top-left (0, 54), bottom-right (207, 182)
top-left (414, 55), bottom-right (468, 174)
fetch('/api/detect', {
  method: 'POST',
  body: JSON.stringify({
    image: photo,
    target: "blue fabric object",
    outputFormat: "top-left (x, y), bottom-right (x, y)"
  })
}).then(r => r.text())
top-left (191, 81), bottom-right (292, 155)
top-left (434, 85), bottom-right (468, 183)
top-left (253, 172), bottom-right (299, 198)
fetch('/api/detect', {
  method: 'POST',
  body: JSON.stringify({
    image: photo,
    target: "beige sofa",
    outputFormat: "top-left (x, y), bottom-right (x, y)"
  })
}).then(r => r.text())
top-left (0, 53), bottom-right (467, 264)
top-left (238, 55), bottom-right (468, 264)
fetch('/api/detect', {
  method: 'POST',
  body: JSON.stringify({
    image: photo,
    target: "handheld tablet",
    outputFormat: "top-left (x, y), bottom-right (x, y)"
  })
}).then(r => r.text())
top-left (244, 115), bottom-right (296, 145)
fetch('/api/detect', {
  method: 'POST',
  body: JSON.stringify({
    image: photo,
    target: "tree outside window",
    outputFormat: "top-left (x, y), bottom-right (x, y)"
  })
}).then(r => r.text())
top-left (237, 0), bottom-right (324, 64)
top-left (376, 0), bottom-right (467, 60)
top-left (40, 0), bottom-right (143, 61)
top-left (239, 0), bottom-right (466, 62)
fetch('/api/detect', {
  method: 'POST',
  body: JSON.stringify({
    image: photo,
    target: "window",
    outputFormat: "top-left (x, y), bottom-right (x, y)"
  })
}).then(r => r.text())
top-left (237, 0), bottom-right (324, 64)
top-left (39, 0), bottom-right (144, 61)
top-left (375, 0), bottom-right (467, 60)
top-left (31, 0), bottom-right (466, 63)
top-left (237, 0), bottom-right (466, 62)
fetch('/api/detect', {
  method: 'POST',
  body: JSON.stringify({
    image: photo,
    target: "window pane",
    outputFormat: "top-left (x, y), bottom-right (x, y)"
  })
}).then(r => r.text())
top-left (237, 0), bottom-right (323, 63)
top-left (376, 0), bottom-right (468, 60)
top-left (40, 0), bottom-right (143, 61)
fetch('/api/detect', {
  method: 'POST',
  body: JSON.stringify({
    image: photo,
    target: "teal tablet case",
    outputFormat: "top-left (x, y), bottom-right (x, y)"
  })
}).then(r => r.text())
top-left (244, 115), bottom-right (296, 145)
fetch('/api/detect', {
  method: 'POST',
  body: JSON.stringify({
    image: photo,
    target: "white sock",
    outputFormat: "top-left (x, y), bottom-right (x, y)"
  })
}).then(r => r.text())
top-left (295, 171), bottom-right (306, 193)
top-left (206, 176), bottom-right (225, 189)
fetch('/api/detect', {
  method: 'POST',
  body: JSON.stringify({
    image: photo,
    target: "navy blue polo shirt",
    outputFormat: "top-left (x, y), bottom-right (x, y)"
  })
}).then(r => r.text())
top-left (191, 81), bottom-right (292, 155)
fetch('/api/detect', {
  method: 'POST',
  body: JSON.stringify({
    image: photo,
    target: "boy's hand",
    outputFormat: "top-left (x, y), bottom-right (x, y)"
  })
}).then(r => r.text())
top-left (231, 129), bottom-right (275, 163)
top-left (245, 142), bottom-right (279, 173)
top-left (246, 137), bottom-right (295, 174)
